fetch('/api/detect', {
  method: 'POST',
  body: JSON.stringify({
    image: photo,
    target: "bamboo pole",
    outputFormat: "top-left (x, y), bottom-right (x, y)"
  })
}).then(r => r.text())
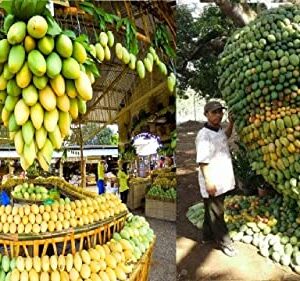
top-left (78, 122), bottom-right (86, 188)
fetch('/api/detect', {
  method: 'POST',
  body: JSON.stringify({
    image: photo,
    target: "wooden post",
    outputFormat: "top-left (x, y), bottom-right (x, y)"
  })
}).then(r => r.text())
top-left (59, 161), bottom-right (63, 178)
top-left (79, 122), bottom-right (86, 188)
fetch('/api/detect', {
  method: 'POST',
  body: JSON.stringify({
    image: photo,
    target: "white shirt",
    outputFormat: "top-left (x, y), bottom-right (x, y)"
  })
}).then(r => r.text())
top-left (195, 125), bottom-right (235, 198)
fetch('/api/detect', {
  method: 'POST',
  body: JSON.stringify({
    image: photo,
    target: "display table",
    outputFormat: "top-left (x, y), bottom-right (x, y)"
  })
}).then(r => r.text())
top-left (145, 198), bottom-right (176, 221)
top-left (127, 178), bottom-right (152, 210)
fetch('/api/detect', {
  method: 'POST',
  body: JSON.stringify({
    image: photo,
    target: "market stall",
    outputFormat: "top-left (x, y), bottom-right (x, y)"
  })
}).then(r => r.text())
top-left (0, 0), bottom-right (175, 280)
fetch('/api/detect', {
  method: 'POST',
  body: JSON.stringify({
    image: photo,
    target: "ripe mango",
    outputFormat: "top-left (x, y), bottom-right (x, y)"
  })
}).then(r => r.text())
top-left (7, 79), bottom-right (21, 97)
top-left (16, 62), bottom-right (32, 89)
top-left (0, 73), bottom-right (7, 90)
top-left (7, 21), bottom-right (26, 45)
top-left (50, 74), bottom-right (65, 97)
top-left (35, 126), bottom-right (47, 149)
top-left (46, 52), bottom-right (62, 79)
top-left (75, 71), bottom-right (93, 101)
top-left (5, 95), bottom-right (18, 112)
top-left (143, 57), bottom-right (153, 72)
top-left (39, 86), bottom-right (56, 111)
top-left (30, 103), bottom-right (44, 130)
top-left (99, 32), bottom-right (108, 47)
top-left (24, 141), bottom-right (36, 168)
top-left (115, 43), bottom-right (123, 60)
top-left (95, 43), bottom-right (105, 61)
top-left (66, 79), bottom-right (77, 98)
top-left (77, 97), bottom-right (87, 114)
top-left (107, 31), bottom-right (114, 47)
top-left (104, 46), bottom-right (111, 60)
top-left (44, 109), bottom-right (59, 132)
top-left (69, 98), bottom-right (79, 120)
top-left (8, 114), bottom-right (20, 132)
top-left (49, 126), bottom-right (62, 149)
top-left (8, 45), bottom-right (25, 74)
top-left (24, 35), bottom-right (36, 53)
top-left (57, 94), bottom-right (70, 112)
top-left (14, 99), bottom-right (30, 125)
top-left (27, 15), bottom-right (48, 39)
top-left (129, 54), bottom-right (136, 70)
top-left (72, 41), bottom-right (87, 64)
top-left (3, 63), bottom-right (14, 80)
top-left (58, 111), bottom-right (71, 137)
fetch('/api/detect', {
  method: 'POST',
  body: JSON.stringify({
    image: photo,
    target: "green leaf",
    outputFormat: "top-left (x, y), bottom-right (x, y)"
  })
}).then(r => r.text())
top-left (79, 2), bottom-right (96, 16)
top-left (75, 34), bottom-right (89, 44)
top-left (0, 1), bottom-right (12, 14)
top-left (45, 14), bottom-right (62, 36)
top-left (62, 29), bottom-right (76, 40)
top-left (84, 59), bottom-right (100, 78)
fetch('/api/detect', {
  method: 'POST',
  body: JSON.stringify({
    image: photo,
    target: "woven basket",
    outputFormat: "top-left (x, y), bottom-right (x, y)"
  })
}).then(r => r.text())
top-left (145, 198), bottom-right (176, 221)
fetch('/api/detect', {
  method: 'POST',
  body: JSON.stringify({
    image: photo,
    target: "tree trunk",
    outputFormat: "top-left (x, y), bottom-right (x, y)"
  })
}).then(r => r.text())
top-left (205, 0), bottom-right (257, 27)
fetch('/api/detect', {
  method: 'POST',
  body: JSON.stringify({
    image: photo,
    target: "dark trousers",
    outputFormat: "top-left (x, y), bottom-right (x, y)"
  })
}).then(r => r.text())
top-left (120, 189), bottom-right (129, 204)
top-left (97, 180), bottom-right (104, 194)
top-left (203, 194), bottom-right (231, 247)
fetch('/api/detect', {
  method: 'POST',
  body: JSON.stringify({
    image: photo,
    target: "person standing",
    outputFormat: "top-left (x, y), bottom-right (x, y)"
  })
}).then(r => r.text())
top-left (195, 100), bottom-right (237, 257)
top-left (97, 158), bottom-right (106, 194)
top-left (118, 162), bottom-right (130, 204)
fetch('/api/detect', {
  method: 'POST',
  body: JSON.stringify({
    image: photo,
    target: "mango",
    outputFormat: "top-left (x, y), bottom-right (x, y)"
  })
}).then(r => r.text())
top-left (58, 111), bottom-right (71, 137)
top-left (144, 57), bottom-right (153, 72)
top-left (38, 35), bottom-right (54, 55)
top-left (129, 54), bottom-right (136, 70)
top-left (8, 114), bottom-right (20, 132)
top-left (14, 99), bottom-right (30, 125)
top-left (22, 84), bottom-right (38, 106)
top-left (89, 44), bottom-right (96, 57)
top-left (115, 43), bottom-right (123, 60)
top-left (95, 43), bottom-right (105, 61)
top-left (75, 71), bottom-right (93, 101)
top-left (57, 94), bottom-right (70, 112)
top-left (22, 120), bottom-right (35, 144)
top-left (35, 126), bottom-right (47, 149)
top-left (77, 97), bottom-right (87, 114)
top-left (72, 41), bottom-right (87, 64)
top-left (0, 73), bottom-right (7, 90)
top-left (14, 130), bottom-right (24, 154)
top-left (50, 74), bottom-right (65, 96)
top-left (137, 60), bottom-right (145, 79)
top-left (24, 141), bottom-right (36, 167)
top-left (24, 35), bottom-right (36, 53)
top-left (44, 109), bottom-right (59, 132)
top-left (0, 39), bottom-right (10, 63)
top-left (5, 95), bottom-right (18, 112)
top-left (66, 79), bottom-right (77, 98)
top-left (37, 151), bottom-right (49, 171)
top-left (16, 62), bottom-right (32, 88)
top-left (28, 50), bottom-right (46, 77)
top-left (56, 34), bottom-right (73, 58)
top-left (3, 63), bottom-right (14, 80)
top-left (0, 91), bottom-right (6, 104)
top-left (8, 45), bottom-right (25, 74)
top-left (158, 61), bottom-right (167, 75)
top-left (27, 15), bottom-right (48, 39)
top-left (30, 103), bottom-right (44, 130)
top-left (1, 107), bottom-right (11, 127)
top-left (99, 32), bottom-right (108, 47)
top-left (104, 46), bottom-right (111, 60)
top-left (7, 21), bottom-right (26, 45)
top-left (62, 57), bottom-right (80, 79)
top-left (69, 98), bottom-right (79, 120)
top-left (122, 47), bottom-right (130, 64)
top-left (39, 86), bottom-right (56, 111)
top-left (7, 79), bottom-right (21, 96)
top-left (49, 126), bottom-right (63, 149)
top-left (107, 31), bottom-right (114, 47)
top-left (33, 75), bottom-right (48, 90)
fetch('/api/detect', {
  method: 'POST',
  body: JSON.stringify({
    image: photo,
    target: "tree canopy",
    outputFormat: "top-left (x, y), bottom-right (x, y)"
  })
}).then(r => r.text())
top-left (176, 1), bottom-right (282, 100)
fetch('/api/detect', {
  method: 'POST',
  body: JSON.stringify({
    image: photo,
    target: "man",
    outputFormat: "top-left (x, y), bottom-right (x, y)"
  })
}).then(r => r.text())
top-left (195, 100), bottom-right (237, 257)
top-left (97, 157), bottom-right (106, 194)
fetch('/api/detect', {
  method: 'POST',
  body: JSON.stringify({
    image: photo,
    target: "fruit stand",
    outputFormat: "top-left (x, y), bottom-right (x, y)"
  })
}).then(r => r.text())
top-left (145, 168), bottom-right (176, 221)
top-left (0, 0), bottom-right (175, 280)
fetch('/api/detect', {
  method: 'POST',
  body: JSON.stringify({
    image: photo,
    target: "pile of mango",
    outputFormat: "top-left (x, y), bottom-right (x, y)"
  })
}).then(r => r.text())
top-left (218, 5), bottom-right (300, 200)
top-left (0, 15), bottom-right (94, 171)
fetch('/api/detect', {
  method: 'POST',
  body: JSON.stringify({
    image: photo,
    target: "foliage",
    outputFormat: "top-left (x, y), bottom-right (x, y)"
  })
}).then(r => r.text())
top-left (231, 141), bottom-right (271, 193)
top-left (153, 23), bottom-right (176, 59)
top-left (86, 127), bottom-right (116, 145)
top-left (176, 4), bottom-right (236, 99)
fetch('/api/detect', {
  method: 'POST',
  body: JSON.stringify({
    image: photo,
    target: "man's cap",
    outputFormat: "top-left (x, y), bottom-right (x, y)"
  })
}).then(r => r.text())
top-left (204, 101), bottom-right (226, 113)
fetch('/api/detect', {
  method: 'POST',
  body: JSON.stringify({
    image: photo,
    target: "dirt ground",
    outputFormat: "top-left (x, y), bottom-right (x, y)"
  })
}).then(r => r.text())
top-left (176, 121), bottom-right (300, 281)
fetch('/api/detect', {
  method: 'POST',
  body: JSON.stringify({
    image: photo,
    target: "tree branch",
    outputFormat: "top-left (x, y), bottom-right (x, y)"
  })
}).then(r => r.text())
top-left (204, 0), bottom-right (257, 27)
